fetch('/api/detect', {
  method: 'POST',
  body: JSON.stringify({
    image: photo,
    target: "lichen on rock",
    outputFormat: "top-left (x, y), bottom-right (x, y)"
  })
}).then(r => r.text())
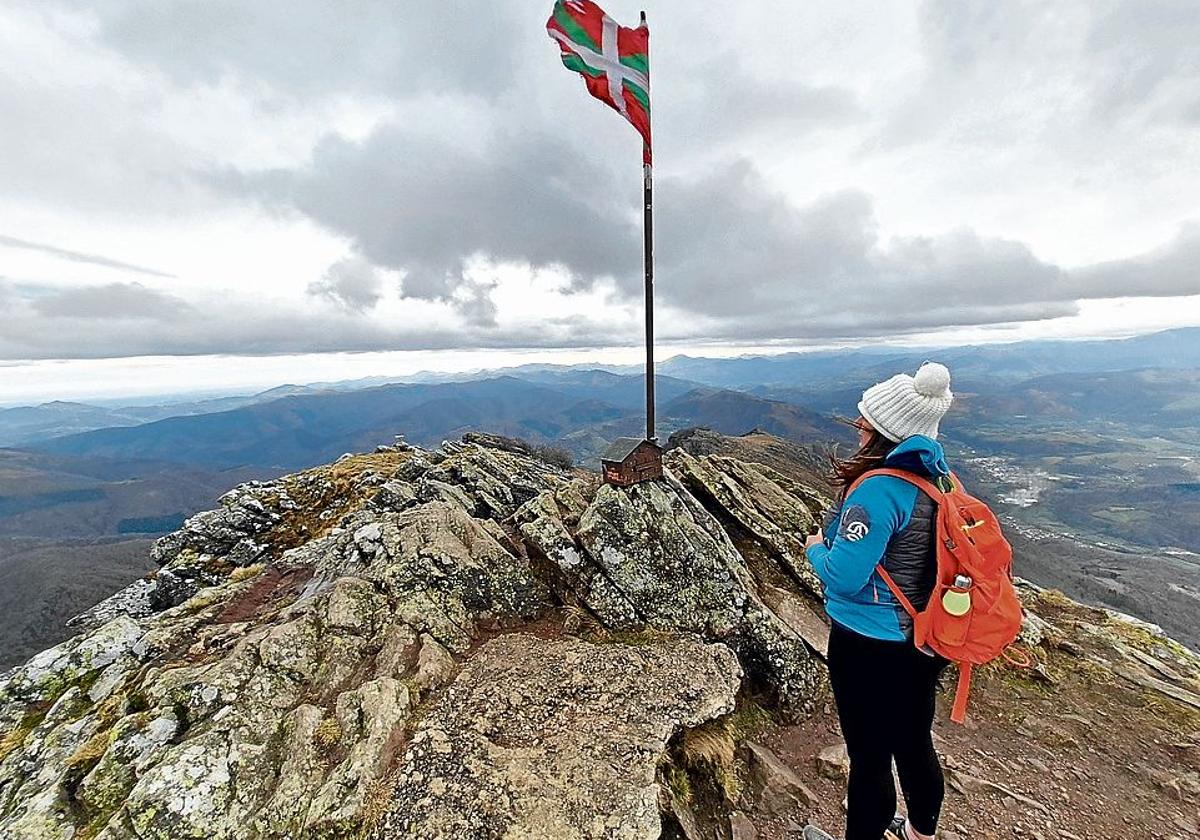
top-left (526, 469), bottom-right (824, 719)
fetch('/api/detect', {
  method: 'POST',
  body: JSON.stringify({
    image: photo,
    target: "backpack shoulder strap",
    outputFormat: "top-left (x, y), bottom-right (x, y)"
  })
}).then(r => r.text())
top-left (846, 467), bottom-right (947, 500)
top-left (843, 468), bottom-right (946, 619)
top-left (874, 565), bottom-right (919, 619)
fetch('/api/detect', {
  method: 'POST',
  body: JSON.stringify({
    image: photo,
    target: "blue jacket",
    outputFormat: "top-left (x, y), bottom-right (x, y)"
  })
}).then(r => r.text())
top-left (805, 435), bottom-right (950, 642)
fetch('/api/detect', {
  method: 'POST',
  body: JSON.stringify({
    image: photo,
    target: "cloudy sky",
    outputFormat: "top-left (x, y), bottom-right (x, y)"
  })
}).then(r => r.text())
top-left (3, 0), bottom-right (1199, 403)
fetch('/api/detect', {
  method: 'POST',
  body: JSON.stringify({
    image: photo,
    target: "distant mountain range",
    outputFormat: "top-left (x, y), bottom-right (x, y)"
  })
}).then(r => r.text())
top-left (0, 385), bottom-right (325, 447)
top-left (7, 328), bottom-right (1197, 447)
top-left (658, 327), bottom-right (1200, 390)
top-left (29, 374), bottom-right (842, 471)
top-left (0, 372), bottom-right (843, 562)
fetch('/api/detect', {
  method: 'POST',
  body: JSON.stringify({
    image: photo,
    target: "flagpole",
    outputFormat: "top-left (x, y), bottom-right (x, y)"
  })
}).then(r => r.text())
top-left (641, 10), bottom-right (656, 444)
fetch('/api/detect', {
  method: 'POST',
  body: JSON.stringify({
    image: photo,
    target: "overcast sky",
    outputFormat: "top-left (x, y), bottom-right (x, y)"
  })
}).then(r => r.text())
top-left (3, 1), bottom-right (1199, 403)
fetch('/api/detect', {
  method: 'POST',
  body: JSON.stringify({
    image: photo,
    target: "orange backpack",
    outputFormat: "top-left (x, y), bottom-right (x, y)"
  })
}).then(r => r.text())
top-left (849, 468), bottom-right (1025, 723)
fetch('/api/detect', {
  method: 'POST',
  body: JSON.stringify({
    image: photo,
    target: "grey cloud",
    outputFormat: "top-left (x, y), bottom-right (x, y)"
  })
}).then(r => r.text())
top-left (2, 173), bottom-right (1194, 357)
top-left (892, 0), bottom-right (1200, 147)
top-left (0, 295), bottom-right (616, 361)
top-left (0, 234), bottom-right (176, 278)
top-left (658, 169), bottom-right (878, 319)
top-left (656, 159), bottom-right (1198, 339)
top-left (307, 257), bottom-right (384, 312)
top-left (5, 1), bottom-right (1197, 362)
top-left (878, 0), bottom-right (1073, 148)
top-left (227, 125), bottom-right (640, 298)
top-left (1085, 0), bottom-right (1200, 124)
top-left (227, 110), bottom-right (1197, 350)
top-left (694, 301), bottom-right (1080, 344)
top-left (653, 160), bottom-right (1079, 338)
top-left (54, 0), bottom-right (526, 99)
top-left (4, 2), bottom-right (525, 218)
top-left (1072, 223), bottom-right (1200, 298)
top-left (65, 0), bottom-right (865, 143)
top-left (449, 280), bottom-right (501, 329)
top-left (31, 283), bottom-right (191, 320)
top-left (916, 0), bottom-right (1033, 73)
top-left (0, 80), bottom-right (188, 215)
top-left (663, 56), bottom-right (864, 154)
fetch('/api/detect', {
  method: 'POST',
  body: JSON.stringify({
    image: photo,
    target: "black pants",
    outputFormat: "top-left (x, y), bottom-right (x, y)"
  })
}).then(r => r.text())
top-left (827, 621), bottom-right (948, 839)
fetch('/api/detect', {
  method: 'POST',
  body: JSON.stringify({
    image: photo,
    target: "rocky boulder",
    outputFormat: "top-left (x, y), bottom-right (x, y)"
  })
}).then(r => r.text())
top-left (523, 473), bottom-right (823, 719)
top-left (374, 633), bottom-right (740, 839)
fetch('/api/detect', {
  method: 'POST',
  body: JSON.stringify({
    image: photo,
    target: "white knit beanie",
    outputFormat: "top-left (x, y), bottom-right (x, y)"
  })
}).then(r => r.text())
top-left (857, 362), bottom-right (954, 442)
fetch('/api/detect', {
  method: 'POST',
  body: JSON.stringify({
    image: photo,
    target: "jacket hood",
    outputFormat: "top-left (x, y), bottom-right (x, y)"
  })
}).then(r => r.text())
top-left (885, 434), bottom-right (950, 478)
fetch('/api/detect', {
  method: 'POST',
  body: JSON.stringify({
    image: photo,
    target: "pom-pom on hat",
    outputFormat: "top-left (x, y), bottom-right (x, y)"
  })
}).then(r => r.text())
top-left (857, 362), bottom-right (954, 442)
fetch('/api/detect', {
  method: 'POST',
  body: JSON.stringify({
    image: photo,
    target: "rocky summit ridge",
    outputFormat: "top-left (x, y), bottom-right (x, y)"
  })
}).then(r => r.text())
top-left (1, 431), bottom-right (1197, 839)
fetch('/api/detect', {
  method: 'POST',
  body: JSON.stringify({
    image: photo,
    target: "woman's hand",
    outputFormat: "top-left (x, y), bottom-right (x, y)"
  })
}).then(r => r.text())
top-left (804, 528), bottom-right (824, 550)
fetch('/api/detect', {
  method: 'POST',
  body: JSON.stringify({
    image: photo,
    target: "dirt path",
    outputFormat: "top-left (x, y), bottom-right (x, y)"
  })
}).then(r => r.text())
top-left (743, 646), bottom-right (1200, 839)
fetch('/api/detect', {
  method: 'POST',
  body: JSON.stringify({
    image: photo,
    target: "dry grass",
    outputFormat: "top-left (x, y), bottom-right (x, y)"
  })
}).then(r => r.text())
top-left (268, 452), bottom-right (408, 554)
top-left (598, 628), bottom-right (675, 647)
top-left (65, 727), bottom-right (114, 772)
top-left (680, 719), bottom-right (739, 802)
top-left (657, 696), bottom-right (776, 810)
top-left (313, 717), bottom-right (343, 756)
top-left (561, 603), bottom-right (605, 639)
top-left (358, 769), bottom-right (400, 839)
top-left (683, 724), bottom-right (736, 770)
top-left (1141, 690), bottom-right (1200, 729)
top-left (1031, 589), bottom-right (1085, 620)
top-left (230, 563), bottom-right (266, 583)
top-left (0, 704), bottom-right (53, 764)
top-left (1104, 615), bottom-right (1190, 659)
top-left (92, 690), bottom-right (129, 730)
top-left (0, 720), bottom-right (34, 764)
top-left (975, 655), bottom-right (1057, 700)
top-left (331, 451), bottom-right (410, 479)
top-left (725, 697), bottom-right (775, 740)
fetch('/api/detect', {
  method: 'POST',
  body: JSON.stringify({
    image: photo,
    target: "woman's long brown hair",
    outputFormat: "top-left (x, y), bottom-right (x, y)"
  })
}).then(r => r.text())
top-left (830, 419), bottom-right (897, 501)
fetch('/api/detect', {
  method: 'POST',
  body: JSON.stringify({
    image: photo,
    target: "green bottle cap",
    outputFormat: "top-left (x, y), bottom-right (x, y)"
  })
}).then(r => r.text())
top-left (942, 588), bottom-right (972, 617)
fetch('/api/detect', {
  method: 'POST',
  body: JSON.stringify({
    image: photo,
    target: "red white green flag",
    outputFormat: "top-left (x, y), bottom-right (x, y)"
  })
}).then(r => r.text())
top-left (547, 0), bottom-right (651, 164)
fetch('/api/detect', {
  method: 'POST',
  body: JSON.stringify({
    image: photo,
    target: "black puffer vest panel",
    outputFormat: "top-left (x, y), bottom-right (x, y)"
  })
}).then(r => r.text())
top-left (879, 487), bottom-right (938, 635)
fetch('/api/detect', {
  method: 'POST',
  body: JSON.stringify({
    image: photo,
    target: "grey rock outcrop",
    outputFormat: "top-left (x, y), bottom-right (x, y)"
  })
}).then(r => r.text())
top-left (5, 431), bottom-right (1191, 839)
top-left (522, 473), bottom-right (823, 720)
top-left (0, 437), bottom-right (830, 838)
top-left (374, 633), bottom-right (741, 839)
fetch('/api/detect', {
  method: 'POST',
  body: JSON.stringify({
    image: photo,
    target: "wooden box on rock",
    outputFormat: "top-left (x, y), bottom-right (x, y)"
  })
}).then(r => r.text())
top-left (600, 437), bottom-right (663, 487)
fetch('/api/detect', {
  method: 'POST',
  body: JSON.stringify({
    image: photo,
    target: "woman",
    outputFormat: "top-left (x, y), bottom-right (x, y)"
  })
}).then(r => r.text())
top-left (802, 362), bottom-right (955, 840)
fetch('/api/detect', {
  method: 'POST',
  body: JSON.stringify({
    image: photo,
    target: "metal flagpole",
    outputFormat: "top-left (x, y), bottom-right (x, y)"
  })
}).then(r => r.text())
top-left (641, 10), bottom-right (655, 444)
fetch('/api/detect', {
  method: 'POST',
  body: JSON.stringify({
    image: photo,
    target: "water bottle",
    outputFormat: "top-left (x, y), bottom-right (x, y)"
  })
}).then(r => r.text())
top-left (942, 574), bottom-right (973, 617)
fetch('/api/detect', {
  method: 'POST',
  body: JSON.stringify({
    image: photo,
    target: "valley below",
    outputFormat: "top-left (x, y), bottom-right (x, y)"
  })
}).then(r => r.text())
top-left (945, 414), bottom-right (1200, 648)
